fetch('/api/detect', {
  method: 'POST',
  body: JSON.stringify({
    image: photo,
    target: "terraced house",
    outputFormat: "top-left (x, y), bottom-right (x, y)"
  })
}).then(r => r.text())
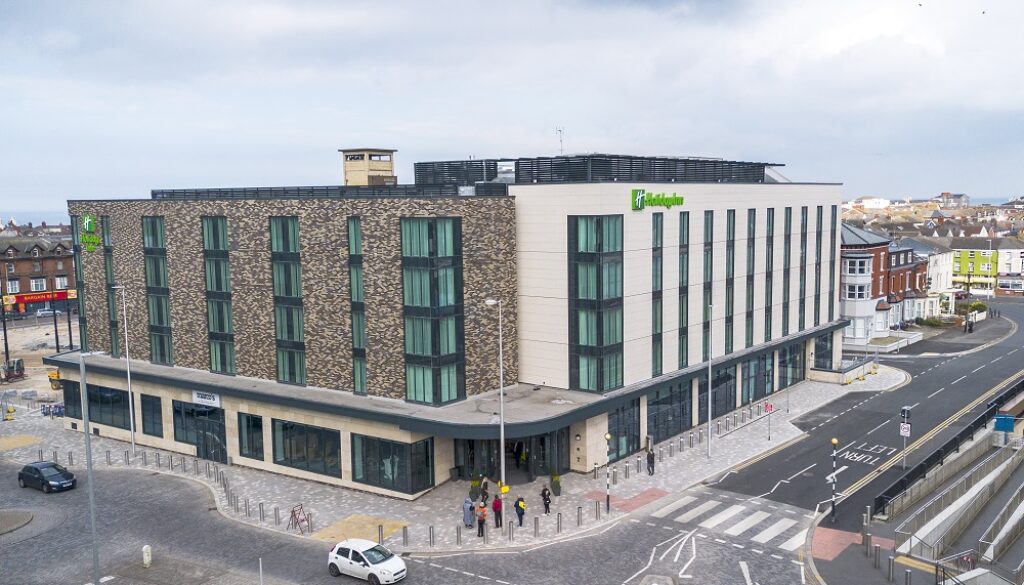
top-left (48, 149), bottom-right (844, 499)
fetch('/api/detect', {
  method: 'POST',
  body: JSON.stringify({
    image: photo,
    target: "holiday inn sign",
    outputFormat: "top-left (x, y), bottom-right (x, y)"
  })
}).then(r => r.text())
top-left (630, 188), bottom-right (685, 211)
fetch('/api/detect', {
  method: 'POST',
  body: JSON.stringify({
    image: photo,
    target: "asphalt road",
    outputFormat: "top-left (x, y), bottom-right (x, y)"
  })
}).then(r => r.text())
top-left (714, 297), bottom-right (1024, 535)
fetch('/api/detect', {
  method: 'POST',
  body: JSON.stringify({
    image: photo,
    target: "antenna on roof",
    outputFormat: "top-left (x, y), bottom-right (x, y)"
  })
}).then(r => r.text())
top-left (555, 126), bottom-right (565, 155)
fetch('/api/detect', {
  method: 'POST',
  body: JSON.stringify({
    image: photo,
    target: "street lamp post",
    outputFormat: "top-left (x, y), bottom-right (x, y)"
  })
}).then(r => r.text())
top-left (0, 273), bottom-right (9, 364)
top-left (79, 350), bottom-right (105, 585)
top-left (830, 437), bottom-right (839, 524)
top-left (485, 298), bottom-right (505, 493)
top-left (604, 432), bottom-right (612, 512)
top-left (988, 239), bottom-right (995, 298)
top-left (112, 285), bottom-right (136, 455)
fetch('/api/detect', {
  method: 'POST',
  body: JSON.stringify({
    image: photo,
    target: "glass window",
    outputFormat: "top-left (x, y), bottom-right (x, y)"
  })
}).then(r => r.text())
top-left (207, 299), bottom-right (233, 334)
top-left (652, 255), bottom-right (663, 290)
top-left (578, 264), bottom-right (597, 299)
top-left (210, 340), bottom-right (235, 375)
top-left (437, 267), bottom-right (456, 306)
top-left (274, 305), bottom-right (304, 342)
top-left (145, 256), bottom-right (167, 288)
top-left (438, 316), bottom-right (457, 355)
top-left (348, 217), bottom-right (362, 256)
top-left (405, 364), bottom-right (433, 403)
top-left (679, 212), bottom-right (690, 245)
top-left (272, 419), bottom-right (340, 477)
top-left (601, 353), bottom-right (623, 390)
top-left (142, 216), bottom-right (165, 248)
top-left (271, 261), bottom-right (302, 298)
top-left (577, 217), bottom-right (598, 253)
top-left (269, 217), bottom-right (299, 253)
top-left (652, 213), bottom-right (664, 248)
top-left (602, 307), bottom-right (623, 344)
top-left (352, 435), bottom-right (434, 494)
top-left (349, 265), bottom-right (364, 302)
top-left (578, 355), bottom-right (599, 391)
top-left (352, 312), bottom-right (366, 350)
top-left (404, 316), bottom-right (433, 356)
top-left (204, 258), bottom-right (230, 292)
top-left (401, 218), bottom-right (430, 257)
top-left (150, 332), bottom-right (173, 365)
top-left (238, 413), bottom-right (264, 460)
top-left (607, 398), bottom-right (640, 462)
top-left (440, 364), bottom-right (458, 403)
top-left (647, 382), bottom-right (692, 443)
top-left (652, 298), bottom-right (663, 334)
top-left (353, 357), bottom-right (367, 395)
top-left (141, 394), bottom-right (162, 437)
top-left (201, 216), bottom-right (228, 251)
top-left (402, 268), bottom-right (431, 307)
top-left (277, 348), bottom-right (306, 385)
top-left (601, 216), bottom-right (623, 253)
top-left (601, 260), bottom-right (623, 299)
top-left (436, 219), bottom-right (455, 256)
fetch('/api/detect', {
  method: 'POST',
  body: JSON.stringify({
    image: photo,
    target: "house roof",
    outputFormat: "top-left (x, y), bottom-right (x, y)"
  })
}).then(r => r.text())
top-left (842, 222), bottom-right (890, 247)
top-left (901, 237), bottom-right (952, 256)
top-left (0, 236), bottom-right (71, 259)
top-left (947, 237), bottom-right (1024, 251)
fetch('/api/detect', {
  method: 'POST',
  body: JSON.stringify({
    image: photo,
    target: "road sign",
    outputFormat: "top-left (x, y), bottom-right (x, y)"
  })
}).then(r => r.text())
top-left (995, 414), bottom-right (1015, 433)
top-left (900, 423), bottom-right (912, 438)
top-left (766, 403), bottom-right (774, 413)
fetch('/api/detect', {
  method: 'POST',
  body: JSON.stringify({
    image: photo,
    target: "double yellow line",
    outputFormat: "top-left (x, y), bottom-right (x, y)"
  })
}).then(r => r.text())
top-left (841, 367), bottom-right (1024, 500)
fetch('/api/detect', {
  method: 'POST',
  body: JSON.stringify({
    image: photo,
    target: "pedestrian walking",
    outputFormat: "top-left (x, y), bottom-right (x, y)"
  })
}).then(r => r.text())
top-left (646, 449), bottom-right (655, 475)
top-left (480, 483), bottom-right (490, 506)
top-left (492, 496), bottom-right (503, 528)
top-left (462, 497), bottom-right (475, 528)
top-left (540, 485), bottom-right (552, 515)
top-left (514, 496), bottom-right (526, 527)
top-left (476, 502), bottom-right (488, 537)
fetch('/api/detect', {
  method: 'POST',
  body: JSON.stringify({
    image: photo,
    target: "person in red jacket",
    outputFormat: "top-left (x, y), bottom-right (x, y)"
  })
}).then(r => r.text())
top-left (492, 496), bottom-right (503, 529)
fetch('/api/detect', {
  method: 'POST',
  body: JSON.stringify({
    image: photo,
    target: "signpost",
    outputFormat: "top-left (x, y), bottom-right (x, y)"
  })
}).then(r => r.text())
top-left (900, 407), bottom-right (912, 470)
top-left (766, 403), bottom-right (774, 441)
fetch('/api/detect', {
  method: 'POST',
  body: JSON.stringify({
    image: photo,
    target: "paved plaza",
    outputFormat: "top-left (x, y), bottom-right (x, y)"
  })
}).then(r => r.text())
top-left (0, 366), bottom-right (906, 555)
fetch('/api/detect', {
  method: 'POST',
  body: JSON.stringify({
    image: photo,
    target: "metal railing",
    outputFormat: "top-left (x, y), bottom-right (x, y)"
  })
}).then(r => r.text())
top-left (895, 439), bottom-right (1023, 559)
top-left (934, 549), bottom-right (977, 584)
top-left (979, 477), bottom-right (1024, 562)
top-left (887, 436), bottom-right (992, 520)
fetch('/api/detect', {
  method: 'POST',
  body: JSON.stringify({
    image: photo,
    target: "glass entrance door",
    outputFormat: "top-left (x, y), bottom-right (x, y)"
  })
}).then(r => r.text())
top-left (172, 400), bottom-right (227, 464)
top-left (194, 416), bottom-right (227, 464)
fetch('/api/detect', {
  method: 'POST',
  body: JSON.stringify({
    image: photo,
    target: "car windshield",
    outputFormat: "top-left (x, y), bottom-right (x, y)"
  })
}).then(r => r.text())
top-left (39, 465), bottom-right (66, 478)
top-left (362, 545), bottom-right (393, 565)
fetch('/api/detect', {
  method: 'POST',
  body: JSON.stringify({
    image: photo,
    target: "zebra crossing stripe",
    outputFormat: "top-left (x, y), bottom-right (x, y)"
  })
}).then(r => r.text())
top-left (699, 505), bottom-right (745, 529)
top-left (779, 529), bottom-right (808, 551)
top-left (652, 495), bottom-right (696, 519)
top-left (675, 500), bottom-right (721, 524)
top-left (751, 518), bottom-right (797, 543)
top-left (724, 511), bottom-right (771, 536)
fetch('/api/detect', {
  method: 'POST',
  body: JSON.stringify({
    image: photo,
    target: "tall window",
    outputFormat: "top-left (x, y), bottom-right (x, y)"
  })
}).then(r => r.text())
top-left (569, 215), bottom-right (623, 392)
top-left (765, 208), bottom-right (774, 342)
top-left (271, 217), bottom-right (305, 384)
top-left (814, 206), bottom-right (823, 327)
top-left (678, 212), bottom-right (690, 369)
top-left (103, 216), bottom-right (119, 358)
top-left (782, 207), bottom-right (792, 337)
top-left (203, 217), bottom-right (234, 374)
top-left (702, 211), bottom-right (713, 362)
top-left (724, 210), bottom-right (735, 354)
top-left (745, 209), bottom-right (756, 348)
top-left (607, 398), bottom-right (640, 462)
top-left (401, 218), bottom-right (465, 405)
top-left (143, 216), bottom-right (172, 365)
top-left (352, 435), bottom-right (435, 494)
top-left (141, 395), bottom-right (162, 437)
top-left (348, 217), bottom-right (367, 395)
top-left (238, 413), bottom-right (264, 460)
top-left (798, 206), bottom-right (808, 331)
top-left (652, 213), bottom-right (663, 376)
top-left (829, 205), bottom-right (838, 321)
top-left (272, 419), bottom-right (340, 477)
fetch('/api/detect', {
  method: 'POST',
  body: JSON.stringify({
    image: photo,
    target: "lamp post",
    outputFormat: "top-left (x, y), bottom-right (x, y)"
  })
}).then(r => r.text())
top-left (604, 432), bottom-right (612, 512)
top-left (707, 303), bottom-right (713, 459)
top-left (0, 272), bottom-right (9, 364)
top-left (830, 437), bottom-right (839, 524)
top-left (485, 298), bottom-right (505, 493)
top-left (987, 239), bottom-right (994, 298)
top-left (50, 289), bottom-right (61, 350)
top-left (111, 285), bottom-right (136, 455)
top-left (79, 350), bottom-right (106, 585)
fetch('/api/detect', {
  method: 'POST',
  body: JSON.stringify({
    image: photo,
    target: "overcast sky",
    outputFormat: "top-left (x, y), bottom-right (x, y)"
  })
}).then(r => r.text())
top-left (1, 0), bottom-right (1021, 220)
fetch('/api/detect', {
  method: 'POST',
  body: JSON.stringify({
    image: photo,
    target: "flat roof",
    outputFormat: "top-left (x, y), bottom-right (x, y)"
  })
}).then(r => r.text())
top-left (338, 147), bottom-right (397, 153)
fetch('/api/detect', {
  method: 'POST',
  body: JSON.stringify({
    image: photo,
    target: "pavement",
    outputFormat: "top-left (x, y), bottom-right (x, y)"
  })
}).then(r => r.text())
top-left (0, 364), bottom-right (907, 560)
top-left (894, 313), bottom-right (1014, 356)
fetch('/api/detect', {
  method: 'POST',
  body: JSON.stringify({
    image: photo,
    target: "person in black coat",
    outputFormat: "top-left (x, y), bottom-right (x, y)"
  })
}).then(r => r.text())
top-left (646, 449), bottom-right (656, 475)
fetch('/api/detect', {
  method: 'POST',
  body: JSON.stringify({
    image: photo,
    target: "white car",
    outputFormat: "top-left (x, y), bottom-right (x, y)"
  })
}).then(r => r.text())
top-left (328, 539), bottom-right (407, 584)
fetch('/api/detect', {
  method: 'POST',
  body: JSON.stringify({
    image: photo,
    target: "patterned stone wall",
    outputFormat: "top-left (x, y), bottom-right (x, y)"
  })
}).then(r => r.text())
top-left (68, 196), bottom-right (518, 400)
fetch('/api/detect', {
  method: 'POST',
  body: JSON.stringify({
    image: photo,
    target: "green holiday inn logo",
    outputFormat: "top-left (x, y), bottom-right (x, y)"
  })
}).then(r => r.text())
top-left (630, 188), bottom-right (685, 211)
top-left (80, 214), bottom-right (102, 252)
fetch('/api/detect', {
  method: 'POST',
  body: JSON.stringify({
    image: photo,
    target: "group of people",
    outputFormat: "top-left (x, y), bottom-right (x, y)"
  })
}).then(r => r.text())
top-left (462, 484), bottom-right (554, 537)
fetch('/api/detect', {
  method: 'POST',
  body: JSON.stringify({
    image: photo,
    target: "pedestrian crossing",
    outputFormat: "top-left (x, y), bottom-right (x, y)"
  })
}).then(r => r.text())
top-left (650, 493), bottom-right (810, 552)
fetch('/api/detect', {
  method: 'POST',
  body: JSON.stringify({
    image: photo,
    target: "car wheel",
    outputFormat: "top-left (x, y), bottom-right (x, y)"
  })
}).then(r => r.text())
top-left (18, 478), bottom-right (25, 488)
top-left (328, 563), bottom-right (341, 577)
top-left (368, 575), bottom-right (380, 585)
top-left (42, 483), bottom-right (50, 494)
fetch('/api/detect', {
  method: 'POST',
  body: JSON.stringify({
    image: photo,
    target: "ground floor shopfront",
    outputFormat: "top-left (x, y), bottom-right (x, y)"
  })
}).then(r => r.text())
top-left (47, 325), bottom-right (842, 500)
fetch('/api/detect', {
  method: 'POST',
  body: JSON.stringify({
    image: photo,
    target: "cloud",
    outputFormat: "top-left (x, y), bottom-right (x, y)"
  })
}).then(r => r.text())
top-left (0, 0), bottom-right (1022, 212)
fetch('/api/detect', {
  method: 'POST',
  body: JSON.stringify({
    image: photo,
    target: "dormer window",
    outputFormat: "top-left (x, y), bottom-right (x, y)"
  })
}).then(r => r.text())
top-left (32, 248), bottom-right (39, 257)
top-left (5, 249), bottom-right (12, 257)
top-left (54, 248), bottom-right (63, 256)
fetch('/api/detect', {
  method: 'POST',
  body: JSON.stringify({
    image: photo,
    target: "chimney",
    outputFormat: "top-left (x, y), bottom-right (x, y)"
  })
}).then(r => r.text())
top-left (339, 148), bottom-right (398, 186)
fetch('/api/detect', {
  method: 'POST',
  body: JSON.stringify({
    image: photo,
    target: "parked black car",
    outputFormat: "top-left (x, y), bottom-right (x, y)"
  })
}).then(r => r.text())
top-left (17, 461), bottom-right (76, 493)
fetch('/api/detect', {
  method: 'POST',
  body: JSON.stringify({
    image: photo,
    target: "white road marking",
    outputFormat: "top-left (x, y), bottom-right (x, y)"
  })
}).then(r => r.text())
top-left (678, 537), bottom-right (698, 579)
top-left (780, 529), bottom-right (808, 551)
top-left (927, 388), bottom-right (946, 399)
top-left (787, 463), bottom-right (817, 481)
top-left (714, 538), bottom-right (727, 544)
top-left (771, 554), bottom-right (784, 560)
top-left (752, 549), bottom-right (764, 554)
top-left (866, 419), bottom-right (891, 435)
top-left (430, 563), bottom-right (443, 568)
top-left (460, 570), bottom-right (474, 576)
top-left (751, 518), bottom-right (797, 543)
top-left (1009, 349), bottom-right (1020, 355)
top-left (652, 495), bottom-right (696, 519)
top-left (622, 530), bottom-right (691, 585)
top-left (740, 561), bottom-right (753, 585)
top-left (991, 356), bottom-right (1003, 363)
top-left (444, 566), bottom-right (459, 572)
top-left (725, 511), bottom-right (771, 536)
top-left (700, 505), bottom-right (746, 529)
top-left (791, 560), bottom-right (804, 566)
top-left (952, 376), bottom-right (966, 384)
top-left (972, 366), bottom-right (986, 373)
top-left (732, 543), bottom-right (745, 549)
top-left (99, 579), bottom-right (115, 585)
top-left (675, 500), bottom-right (721, 523)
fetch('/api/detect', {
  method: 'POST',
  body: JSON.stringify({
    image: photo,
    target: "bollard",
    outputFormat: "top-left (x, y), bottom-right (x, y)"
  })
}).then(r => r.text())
top-left (68, 451), bottom-right (74, 466)
top-left (862, 514), bottom-right (868, 536)
top-left (659, 447), bottom-right (664, 462)
top-left (456, 525), bottom-right (461, 546)
top-left (758, 403), bottom-right (763, 416)
top-left (904, 569), bottom-right (911, 585)
top-left (636, 455), bottom-right (641, 474)
top-left (888, 556), bottom-right (894, 582)
top-left (698, 428), bottom-right (703, 444)
top-left (742, 410), bottom-right (746, 423)
top-left (245, 498), bottom-right (251, 517)
top-left (726, 417), bottom-right (731, 431)
top-left (194, 459), bottom-right (199, 476)
top-left (125, 449), bottom-right (130, 466)
top-left (483, 523), bottom-right (488, 544)
top-left (679, 436), bottom-right (684, 452)
top-left (142, 451), bottom-right (147, 466)
top-left (106, 450), bottom-right (111, 466)
top-left (308, 514), bottom-right (313, 533)
top-left (168, 455), bottom-right (174, 470)
top-left (669, 442), bottom-right (675, 457)
top-left (378, 524), bottom-right (384, 545)
top-left (155, 452), bottom-right (161, 467)
top-left (38, 449), bottom-right (43, 462)
top-left (577, 506), bottom-right (583, 527)
top-left (873, 544), bottom-right (880, 569)
top-left (716, 420), bottom-right (721, 436)
top-left (689, 432), bottom-right (694, 448)
top-left (259, 502), bottom-right (265, 522)
top-left (865, 533), bottom-right (872, 556)
top-left (624, 463), bottom-right (630, 480)
top-left (534, 515), bottom-right (539, 537)
top-left (612, 468), bottom-right (618, 485)
top-left (403, 526), bottom-right (409, 546)
top-left (508, 521), bottom-right (514, 542)
top-left (595, 500), bottom-right (601, 520)
top-left (234, 495), bottom-right (240, 514)
top-left (593, 463), bottom-right (598, 480)
top-left (142, 544), bottom-right (153, 568)
top-left (182, 459), bottom-right (188, 474)
top-left (275, 506), bottom-right (281, 526)
top-left (557, 512), bottom-right (563, 534)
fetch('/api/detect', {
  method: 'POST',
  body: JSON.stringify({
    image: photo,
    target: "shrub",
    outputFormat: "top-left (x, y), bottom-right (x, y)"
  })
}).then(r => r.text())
top-left (922, 317), bottom-right (943, 327)
top-left (969, 301), bottom-right (988, 313)
top-left (914, 317), bottom-right (924, 325)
